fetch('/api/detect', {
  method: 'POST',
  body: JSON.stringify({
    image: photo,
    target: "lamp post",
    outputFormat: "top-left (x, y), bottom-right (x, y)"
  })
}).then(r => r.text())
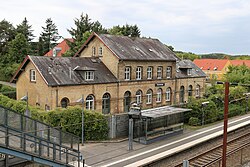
top-left (77, 95), bottom-right (84, 146)
top-left (201, 101), bottom-right (209, 126)
top-left (21, 92), bottom-right (29, 116)
top-left (244, 93), bottom-right (250, 113)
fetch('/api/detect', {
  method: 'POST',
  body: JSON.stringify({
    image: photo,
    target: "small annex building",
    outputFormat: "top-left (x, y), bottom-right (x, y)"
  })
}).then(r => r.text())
top-left (11, 33), bottom-right (206, 114)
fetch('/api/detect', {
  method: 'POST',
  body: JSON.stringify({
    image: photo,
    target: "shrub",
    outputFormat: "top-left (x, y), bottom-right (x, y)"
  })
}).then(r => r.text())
top-left (188, 117), bottom-right (200, 126)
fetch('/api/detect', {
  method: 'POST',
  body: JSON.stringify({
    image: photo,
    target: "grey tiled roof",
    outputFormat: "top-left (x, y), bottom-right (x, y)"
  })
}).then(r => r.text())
top-left (176, 60), bottom-right (206, 78)
top-left (30, 56), bottom-right (117, 86)
top-left (98, 34), bottom-right (177, 61)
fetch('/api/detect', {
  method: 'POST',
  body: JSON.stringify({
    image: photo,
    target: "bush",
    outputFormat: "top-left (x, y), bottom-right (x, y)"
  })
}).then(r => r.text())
top-left (188, 117), bottom-right (200, 126)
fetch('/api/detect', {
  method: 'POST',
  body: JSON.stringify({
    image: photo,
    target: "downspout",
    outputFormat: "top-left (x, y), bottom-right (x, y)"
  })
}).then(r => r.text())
top-left (117, 60), bottom-right (120, 113)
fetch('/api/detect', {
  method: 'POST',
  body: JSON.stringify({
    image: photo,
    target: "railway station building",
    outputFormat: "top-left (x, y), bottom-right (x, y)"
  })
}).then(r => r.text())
top-left (11, 32), bottom-right (206, 114)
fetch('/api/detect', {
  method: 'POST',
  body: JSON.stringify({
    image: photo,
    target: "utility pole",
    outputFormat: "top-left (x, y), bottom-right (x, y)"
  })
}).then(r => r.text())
top-left (222, 82), bottom-right (229, 167)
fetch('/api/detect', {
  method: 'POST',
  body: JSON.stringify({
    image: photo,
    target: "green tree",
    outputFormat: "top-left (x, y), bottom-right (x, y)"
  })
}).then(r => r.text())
top-left (7, 33), bottom-right (30, 63)
top-left (223, 65), bottom-right (250, 84)
top-left (65, 13), bottom-right (107, 57)
top-left (175, 51), bottom-right (200, 61)
top-left (16, 17), bottom-right (35, 42)
top-left (39, 18), bottom-right (59, 55)
top-left (0, 19), bottom-right (16, 55)
top-left (108, 24), bottom-right (141, 37)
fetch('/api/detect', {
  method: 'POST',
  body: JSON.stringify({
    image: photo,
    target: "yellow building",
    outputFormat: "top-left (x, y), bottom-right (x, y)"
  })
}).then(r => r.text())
top-left (11, 33), bottom-right (206, 114)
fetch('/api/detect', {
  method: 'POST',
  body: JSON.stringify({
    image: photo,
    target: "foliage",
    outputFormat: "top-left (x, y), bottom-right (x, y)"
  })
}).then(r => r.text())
top-left (0, 94), bottom-right (109, 140)
top-left (175, 51), bottom-right (200, 61)
top-left (199, 53), bottom-right (229, 59)
top-left (188, 117), bottom-right (200, 126)
top-left (223, 65), bottom-right (250, 85)
top-left (39, 18), bottom-right (59, 55)
top-left (16, 17), bottom-right (35, 42)
top-left (108, 24), bottom-right (141, 37)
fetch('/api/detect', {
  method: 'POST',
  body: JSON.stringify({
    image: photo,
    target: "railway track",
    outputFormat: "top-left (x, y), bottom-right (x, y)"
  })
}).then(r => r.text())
top-left (175, 130), bottom-right (250, 167)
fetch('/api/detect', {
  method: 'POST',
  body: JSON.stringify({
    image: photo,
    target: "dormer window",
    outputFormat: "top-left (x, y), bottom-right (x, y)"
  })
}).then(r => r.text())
top-left (30, 69), bottom-right (36, 82)
top-left (187, 69), bottom-right (192, 76)
top-left (85, 71), bottom-right (94, 80)
top-left (99, 47), bottom-right (103, 56)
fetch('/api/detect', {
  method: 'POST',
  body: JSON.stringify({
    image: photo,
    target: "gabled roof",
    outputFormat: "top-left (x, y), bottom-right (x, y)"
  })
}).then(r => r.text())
top-left (11, 56), bottom-right (117, 86)
top-left (176, 60), bottom-right (206, 78)
top-left (44, 38), bottom-right (73, 57)
top-left (193, 59), bottom-right (229, 71)
top-left (75, 33), bottom-right (177, 61)
top-left (230, 60), bottom-right (250, 67)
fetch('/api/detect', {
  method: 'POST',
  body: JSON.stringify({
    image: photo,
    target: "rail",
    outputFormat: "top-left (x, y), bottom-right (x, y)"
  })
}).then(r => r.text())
top-left (0, 105), bottom-right (82, 167)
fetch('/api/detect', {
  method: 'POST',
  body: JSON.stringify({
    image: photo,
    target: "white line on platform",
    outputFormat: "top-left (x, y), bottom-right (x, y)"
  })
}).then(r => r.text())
top-left (103, 115), bottom-right (250, 167)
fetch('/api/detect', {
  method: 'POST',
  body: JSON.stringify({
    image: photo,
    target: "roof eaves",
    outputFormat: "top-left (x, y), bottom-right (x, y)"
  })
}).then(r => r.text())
top-left (74, 32), bottom-right (97, 57)
top-left (10, 55), bottom-right (30, 83)
top-left (29, 57), bottom-right (49, 85)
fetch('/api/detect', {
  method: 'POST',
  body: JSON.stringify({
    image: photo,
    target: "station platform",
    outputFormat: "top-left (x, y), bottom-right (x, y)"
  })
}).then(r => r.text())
top-left (80, 113), bottom-right (250, 167)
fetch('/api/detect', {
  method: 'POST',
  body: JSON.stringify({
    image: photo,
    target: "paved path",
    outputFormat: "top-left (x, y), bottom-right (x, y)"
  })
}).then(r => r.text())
top-left (0, 81), bottom-right (16, 88)
top-left (80, 113), bottom-right (250, 167)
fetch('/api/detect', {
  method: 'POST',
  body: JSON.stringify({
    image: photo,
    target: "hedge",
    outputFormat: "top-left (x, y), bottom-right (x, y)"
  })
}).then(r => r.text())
top-left (0, 94), bottom-right (109, 141)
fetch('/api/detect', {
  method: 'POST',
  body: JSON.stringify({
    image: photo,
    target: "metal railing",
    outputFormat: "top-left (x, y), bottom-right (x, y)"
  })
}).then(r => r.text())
top-left (0, 105), bottom-right (82, 167)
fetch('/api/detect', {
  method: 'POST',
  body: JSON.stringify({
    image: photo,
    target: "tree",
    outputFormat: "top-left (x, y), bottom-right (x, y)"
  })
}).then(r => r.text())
top-left (175, 51), bottom-right (200, 61)
top-left (65, 13), bottom-right (107, 57)
top-left (7, 33), bottom-right (30, 63)
top-left (223, 65), bottom-right (250, 85)
top-left (108, 24), bottom-right (141, 37)
top-left (16, 17), bottom-right (35, 42)
top-left (39, 18), bottom-right (59, 55)
top-left (0, 19), bottom-right (16, 55)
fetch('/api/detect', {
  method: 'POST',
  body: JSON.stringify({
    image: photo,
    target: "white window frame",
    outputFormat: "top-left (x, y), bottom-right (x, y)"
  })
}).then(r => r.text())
top-left (157, 67), bottom-right (162, 79)
top-left (86, 95), bottom-right (94, 110)
top-left (85, 71), bottom-right (94, 80)
top-left (136, 91), bottom-right (142, 104)
top-left (156, 89), bottom-right (162, 103)
top-left (125, 67), bottom-right (131, 80)
top-left (187, 68), bottom-right (192, 76)
top-left (166, 66), bottom-right (172, 78)
top-left (166, 88), bottom-right (171, 102)
top-left (30, 69), bottom-right (36, 82)
top-left (147, 67), bottom-right (152, 79)
top-left (146, 90), bottom-right (152, 104)
top-left (99, 47), bottom-right (103, 56)
top-left (196, 85), bottom-right (200, 97)
top-left (92, 47), bottom-right (96, 56)
top-left (136, 67), bottom-right (142, 80)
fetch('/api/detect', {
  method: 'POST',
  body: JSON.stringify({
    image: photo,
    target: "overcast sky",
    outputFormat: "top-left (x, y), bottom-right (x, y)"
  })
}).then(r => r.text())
top-left (1, 0), bottom-right (250, 55)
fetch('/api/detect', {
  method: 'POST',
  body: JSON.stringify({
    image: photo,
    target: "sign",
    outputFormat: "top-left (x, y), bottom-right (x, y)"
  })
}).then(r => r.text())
top-left (155, 83), bottom-right (165, 87)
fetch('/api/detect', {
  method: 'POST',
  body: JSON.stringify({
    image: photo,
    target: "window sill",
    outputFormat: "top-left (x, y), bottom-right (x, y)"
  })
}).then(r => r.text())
top-left (156, 101), bottom-right (162, 103)
top-left (146, 102), bottom-right (152, 105)
top-left (30, 81), bottom-right (36, 83)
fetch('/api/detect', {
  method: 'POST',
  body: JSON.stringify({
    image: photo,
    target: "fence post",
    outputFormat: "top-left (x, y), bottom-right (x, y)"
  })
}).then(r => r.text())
top-left (128, 118), bottom-right (133, 151)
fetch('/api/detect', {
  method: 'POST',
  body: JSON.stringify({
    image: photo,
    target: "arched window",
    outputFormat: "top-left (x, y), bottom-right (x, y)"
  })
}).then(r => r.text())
top-left (196, 85), bottom-right (200, 97)
top-left (61, 97), bottom-right (69, 108)
top-left (86, 95), bottom-right (94, 110)
top-left (180, 86), bottom-right (185, 103)
top-left (188, 85), bottom-right (193, 97)
top-left (102, 93), bottom-right (110, 114)
top-left (124, 91), bottom-right (131, 112)
top-left (146, 89), bottom-right (153, 104)
top-left (136, 90), bottom-right (142, 104)
top-left (156, 88), bottom-right (162, 103)
top-left (166, 87), bottom-right (171, 102)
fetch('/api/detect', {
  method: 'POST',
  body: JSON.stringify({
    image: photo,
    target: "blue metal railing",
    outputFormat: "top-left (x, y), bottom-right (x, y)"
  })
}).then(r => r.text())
top-left (0, 105), bottom-right (83, 167)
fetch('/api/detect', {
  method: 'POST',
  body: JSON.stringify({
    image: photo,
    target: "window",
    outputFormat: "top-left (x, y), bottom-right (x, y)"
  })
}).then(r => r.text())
top-left (146, 89), bottom-right (153, 104)
top-left (180, 86), bottom-right (185, 103)
top-left (92, 47), bottom-right (96, 56)
top-left (166, 66), bottom-right (172, 78)
top-left (125, 67), bottom-right (131, 80)
top-left (85, 71), bottom-right (94, 80)
top-left (136, 67), bottom-right (142, 80)
top-left (61, 98), bottom-right (69, 108)
top-left (147, 67), bottom-right (152, 79)
top-left (157, 66), bottom-right (163, 79)
top-left (124, 91), bottom-right (131, 112)
top-left (136, 90), bottom-right (142, 104)
top-left (196, 85), bottom-right (200, 97)
top-left (86, 95), bottom-right (94, 110)
top-left (187, 69), bottom-right (192, 76)
top-left (102, 93), bottom-right (110, 114)
top-left (156, 88), bottom-right (162, 103)
top-left (99, 47), bottom-right (103, 56)
top-left (30, 70), bottom-right (36, 82)
top-left (188, 85), bottom-right (193, 97)
top-left (166, 87), bottom-right (171, 102)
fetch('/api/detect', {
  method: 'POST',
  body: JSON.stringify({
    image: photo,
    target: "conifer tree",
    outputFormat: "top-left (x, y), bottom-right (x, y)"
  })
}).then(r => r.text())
top-left (16, 17), bottom-right (35, 42)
